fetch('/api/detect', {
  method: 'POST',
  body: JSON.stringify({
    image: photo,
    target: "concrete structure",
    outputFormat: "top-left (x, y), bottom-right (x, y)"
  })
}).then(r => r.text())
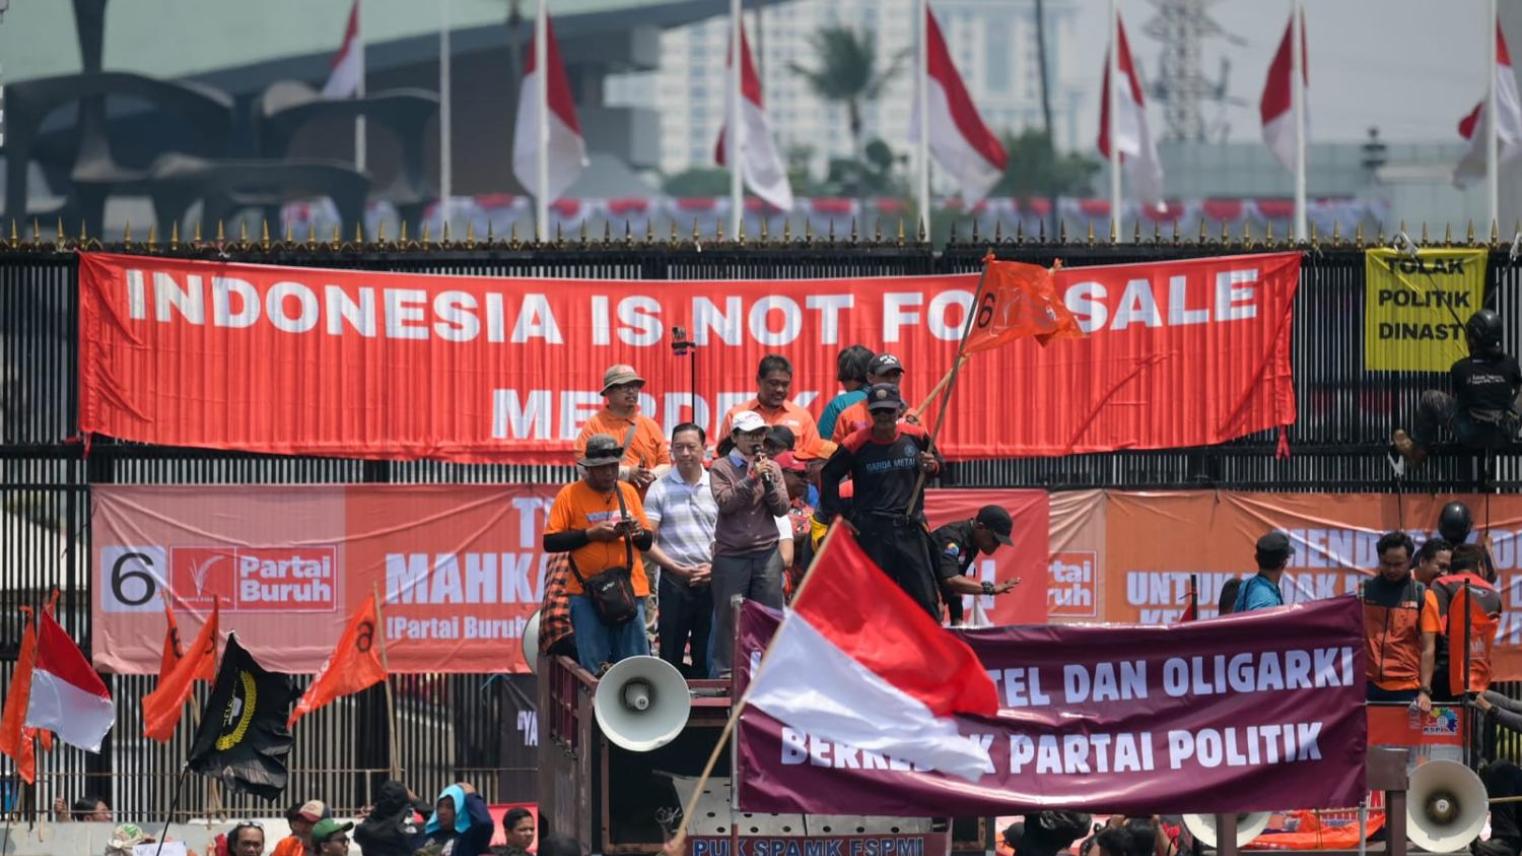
top-left (610, 0), bottom-right (1083, 185)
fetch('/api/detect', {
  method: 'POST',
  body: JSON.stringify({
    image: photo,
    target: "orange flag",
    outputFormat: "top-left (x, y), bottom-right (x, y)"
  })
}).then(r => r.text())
top-left (962, 256), bottom-right (1082, 353)
top-left (0, 608), bottom-right (38, 783)
top-left (158, 591), bottom-right (185, 685)
top-left (142, 599), bottom-right (219, 742)
top-left (289, 593), bottom-right (386, 728)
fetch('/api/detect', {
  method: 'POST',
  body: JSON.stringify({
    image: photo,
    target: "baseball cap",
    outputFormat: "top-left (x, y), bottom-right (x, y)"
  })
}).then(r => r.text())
top-left (865, 383), bottom-right (903, 411)
top-left (868, 354), bottom-right (905, 376)
top-left (311, 818), bottom-right (354, 844)
top-left (773, 451), bottom-right (807, 473)
top-left (765, 425), bottom-right (796, 451)
top-left (600, 364), bottom-right (645, 395)
top-left (1256, 531), bottom-right (1292, 559)
top-left (975, 505), bottom-right (1014, 546)
top-left (732, 410), bottom-right (768, 434)
top-left (293, 800), bottom-right (329, 822)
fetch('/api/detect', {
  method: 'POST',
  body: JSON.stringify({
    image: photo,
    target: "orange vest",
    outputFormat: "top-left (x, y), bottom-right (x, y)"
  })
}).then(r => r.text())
top-left (1430, 573), bottom-right (1502, 694)
top-left (1361, 578), bottom-right (1426, 690)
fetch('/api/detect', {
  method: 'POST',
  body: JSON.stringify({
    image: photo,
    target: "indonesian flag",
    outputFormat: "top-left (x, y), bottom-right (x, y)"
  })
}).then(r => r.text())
top-left (142, 599), bottom-right (220, 742)
top-left (25, 610), bottom-right (113, 753)
top-left (1259, 9), bottom-right (1308, 172)
top-left (289, 593), bottom-right (387, 728)
top-left (1097, 13), bottom-right (1165, 208)
top-left (512, 15), bottom-right (588, 204)
top-left (962, 257), bottom-right (1082, 353)
top-left (1455, 19), bottom-right (1522, 187)
top-left (715, 22), bottom-right (794, 211)
top-left (909, 4), bottom-right (1008, 205)
top-left (746, 528), bottom-right (999, 782)
top-left (322, 0), bottom-right (363, 99)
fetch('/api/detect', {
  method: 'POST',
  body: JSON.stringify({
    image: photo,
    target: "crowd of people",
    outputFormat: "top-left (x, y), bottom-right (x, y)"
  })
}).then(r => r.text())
top-left (539, 352), bottom-right (1024, 677)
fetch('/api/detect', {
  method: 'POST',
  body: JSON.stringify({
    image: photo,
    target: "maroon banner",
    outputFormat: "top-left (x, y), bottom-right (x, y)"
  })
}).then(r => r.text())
top-left (78, 252), bottom-right (1298, 463)
top-left (735, 597), bottom-right (1366, 815)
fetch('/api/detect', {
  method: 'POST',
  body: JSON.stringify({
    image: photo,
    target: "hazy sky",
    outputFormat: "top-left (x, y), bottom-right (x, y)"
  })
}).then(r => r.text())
top-left (1064, 0), bottom-right (1495, 146)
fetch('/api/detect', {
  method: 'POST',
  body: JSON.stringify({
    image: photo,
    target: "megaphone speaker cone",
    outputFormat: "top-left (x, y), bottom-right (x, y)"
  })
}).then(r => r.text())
top-left (1407, 760), bottom-right (1487, 853)
top-left (522, 611), bottom-right (542, 675)
top-left (1181, 813), bottom-right (1270, 849)
top-left (594, 656), bottom-right (692, 753)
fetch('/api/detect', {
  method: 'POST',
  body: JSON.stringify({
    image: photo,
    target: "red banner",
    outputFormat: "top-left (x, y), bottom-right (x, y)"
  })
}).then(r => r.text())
top-left (90, 484), bottom-right (1043, 674)
top-left (79, 252), bottom-right (1299, 462)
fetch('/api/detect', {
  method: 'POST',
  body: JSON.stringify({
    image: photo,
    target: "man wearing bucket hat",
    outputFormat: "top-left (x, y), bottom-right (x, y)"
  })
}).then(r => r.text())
top-left (543, 433), bottom-right (655, 673)
top-left (931, 505), bottom-right (1022, 625)
top-left (576, 364), bottom-right (671, 495)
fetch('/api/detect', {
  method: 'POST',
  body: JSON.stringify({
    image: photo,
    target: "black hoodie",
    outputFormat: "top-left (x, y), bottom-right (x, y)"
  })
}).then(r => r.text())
top-left (354, 781), bottom-right (430, 856)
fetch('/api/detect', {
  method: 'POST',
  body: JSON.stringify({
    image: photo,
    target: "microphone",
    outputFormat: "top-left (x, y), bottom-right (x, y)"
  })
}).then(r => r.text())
top-left (671, 325), bottom-right (693, 356)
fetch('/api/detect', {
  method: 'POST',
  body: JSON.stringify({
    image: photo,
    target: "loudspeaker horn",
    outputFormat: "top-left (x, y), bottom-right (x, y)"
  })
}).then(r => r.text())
top-left (522, 610), bottom-right (541, 675)
top-left (594, 655), bottom-right (691, 752)
top-left (1182, 813), bottom-right (1271, 849)
top-left (1407, 759), bottom-right (1487, 853)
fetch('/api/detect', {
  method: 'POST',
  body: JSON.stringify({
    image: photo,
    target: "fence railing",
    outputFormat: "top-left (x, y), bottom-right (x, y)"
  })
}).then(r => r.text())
top-left (3, 226), bottom-right (1521, 821)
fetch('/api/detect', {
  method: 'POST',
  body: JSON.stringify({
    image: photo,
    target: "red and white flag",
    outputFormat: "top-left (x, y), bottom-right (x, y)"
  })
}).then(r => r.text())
top-left (745, 529), bottom-right (998, 782)
top-left (1455, 19), bottom-right (1522, 187)
top-left (715, 22), bottom-right (793, 211)
top-left (512, 15), bottom-right (588, 204)
top-left (25, 611), bottom-right (113, 753)
top-left (908, 3), bottom-right (1008, 205)
top-left (1260, 9), bottom-right (1308, 172)
top-left (1097, 14), bottom-right (1164, 208)
top-left (322, 0), bottom-right (363, 99)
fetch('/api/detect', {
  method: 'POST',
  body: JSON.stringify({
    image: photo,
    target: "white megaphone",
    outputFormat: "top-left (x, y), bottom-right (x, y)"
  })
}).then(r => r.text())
top-left (1407, 759), bottom-right (1488, 853)
top-left (1182, 813), bottom-right (1271, 849)
top-left (593, 655), bottom-right (691, 752)
top-left (522, 611), bottom-right (541, 675)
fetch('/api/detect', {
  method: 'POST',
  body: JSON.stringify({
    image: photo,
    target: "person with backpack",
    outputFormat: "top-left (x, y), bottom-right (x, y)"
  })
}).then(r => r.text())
top-left (1393, 308), bottom-right (1522, 467)
top-left (1428, 543), bottom-right (1503, 700)
top-left (1232, 532), bottom-right (1292, 613)
top-left (1359, 531), bottom-right (1441, 710)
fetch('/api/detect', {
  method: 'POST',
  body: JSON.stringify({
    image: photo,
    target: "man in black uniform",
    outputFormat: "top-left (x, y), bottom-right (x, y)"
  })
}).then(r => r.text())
top-left (1394, 308), bottom-right (1522, 467)
top-left (817, 383), bottom-right (946, 617)
top-left (932, 505), bottom-right (1021, 625)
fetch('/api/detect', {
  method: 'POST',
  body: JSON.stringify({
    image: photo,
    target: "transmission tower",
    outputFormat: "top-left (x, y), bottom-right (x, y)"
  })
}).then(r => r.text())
top-left (1141, 0), bottom-right (1244, 142)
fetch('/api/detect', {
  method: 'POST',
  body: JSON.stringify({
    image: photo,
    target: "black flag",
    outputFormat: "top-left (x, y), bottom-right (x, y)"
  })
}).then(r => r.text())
top-left (186, 633), bottom-right (294, 800)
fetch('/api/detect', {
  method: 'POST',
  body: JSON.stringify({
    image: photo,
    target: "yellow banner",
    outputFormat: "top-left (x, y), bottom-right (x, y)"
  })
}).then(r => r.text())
top-left (1364, 247), bottom-right (1487, 371)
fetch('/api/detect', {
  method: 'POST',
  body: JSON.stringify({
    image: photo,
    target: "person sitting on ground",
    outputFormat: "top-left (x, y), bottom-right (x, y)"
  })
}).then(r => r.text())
top-left (354, 779), bottom-right (430, 855)
top-left (1233, 532), bottom-right (1292, 613)
top-left (226, 821), bottom-right (266, 856)
top-left (1394, 308), bottom-right (1522, 466)
top-left (53, 794), bottom-right (112, 822)
top-left (311, 819), bottom-right (354, 856)
top-left (417, 783), bottom-right (494, 856)
top-left (501, 808), bottom-right (537, 856)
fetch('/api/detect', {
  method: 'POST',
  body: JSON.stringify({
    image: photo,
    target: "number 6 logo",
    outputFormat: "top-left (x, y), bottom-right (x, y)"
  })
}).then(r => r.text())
top-left (99, 547), bottom-right (167, 613)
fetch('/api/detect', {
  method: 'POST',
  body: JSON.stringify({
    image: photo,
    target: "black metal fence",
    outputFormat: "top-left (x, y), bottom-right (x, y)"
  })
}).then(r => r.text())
top-left (2, 226), bottom-right (1519, 822)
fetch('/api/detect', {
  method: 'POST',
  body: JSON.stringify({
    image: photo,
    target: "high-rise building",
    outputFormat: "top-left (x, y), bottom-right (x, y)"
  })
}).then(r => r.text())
top-left (608, 0), bottom-right (1083, 185)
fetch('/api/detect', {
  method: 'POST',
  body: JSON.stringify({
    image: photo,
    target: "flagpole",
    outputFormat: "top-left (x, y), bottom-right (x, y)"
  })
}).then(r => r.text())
top-left (354, 0), bottom-right (366, 173)
top-left (1291, 0), bottom-right (1307, 242)
top-left (728, 0), bottom-right (743, 239)
top-left (668, 524), bottom-right (848, 848)
top-left (1487, 0), bottom-right (1500, 231)
top-left (902, 258), bottom-right (992, 518)
top-left (1107, 0), bottom-right (1121, 240)
top-left (916, 0), bottom-right (931, 241)
top-left (439, 0), bottom-right (453, 229)
top-left (151, 767), bottom-right (190, 856)
top-left (371, 584), bottom-right (402, 782)
top-left (534, 0), bottom-right (549, 243)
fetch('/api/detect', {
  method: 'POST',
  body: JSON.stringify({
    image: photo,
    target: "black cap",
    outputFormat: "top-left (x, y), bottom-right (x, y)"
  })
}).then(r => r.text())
top-left (865, 383), bottom-right (903, 411)
top-left (868, 353), bottom-right (904, 376)
top-left (1256, 531), bottom-right (1292, 558)
top-left (976, 505), bottom-right (1014, 545)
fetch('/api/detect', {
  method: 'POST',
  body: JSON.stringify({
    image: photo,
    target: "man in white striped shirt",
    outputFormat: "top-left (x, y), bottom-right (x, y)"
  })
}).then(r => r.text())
top-left (644, 422), bottom-right (719, 678)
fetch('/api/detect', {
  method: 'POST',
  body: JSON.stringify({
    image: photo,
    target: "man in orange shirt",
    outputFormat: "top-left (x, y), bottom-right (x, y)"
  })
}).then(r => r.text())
top-left (720, 354), bottom-right (823, 459)
top-left (575, 364), bottom-right (671, 493)
top-left (831, 353), bottom-right (908, 443)
top-left (1360, 530), bottom-right (1441, 711)
top-left (543, 434), bottom-right (655, 674)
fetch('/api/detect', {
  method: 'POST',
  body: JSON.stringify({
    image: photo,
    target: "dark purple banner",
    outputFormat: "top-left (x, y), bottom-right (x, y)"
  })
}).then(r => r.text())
top-left (735, 596), bottom-right (1367, 815)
